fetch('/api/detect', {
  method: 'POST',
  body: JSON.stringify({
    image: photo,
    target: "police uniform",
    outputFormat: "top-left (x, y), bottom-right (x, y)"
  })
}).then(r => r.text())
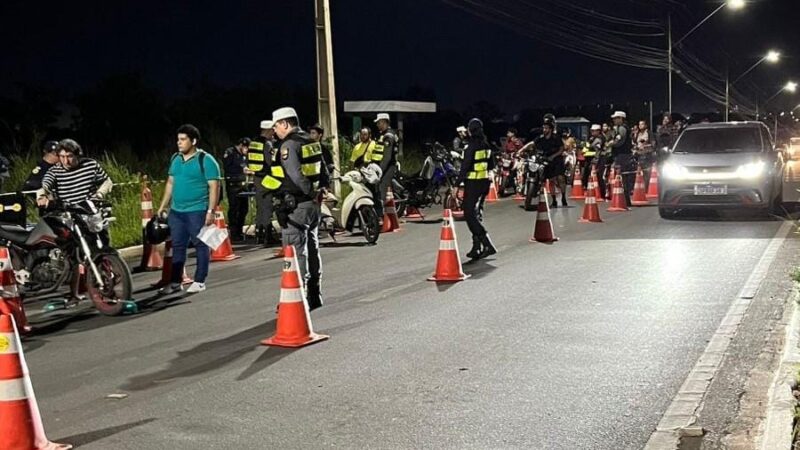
top-left (610, 117), bottom-right (634, 206)
top-left (223, 145), bottom-right (249, 239)
top-left (247, 136), bottom-right (276, 244)
top-left (261, 112), bottom-right (327, 310)
top-left (23, 159), bottom-right (55, 192)
top-left (371, 118), bottom-right (398, 219)
top-left (459, 119), bottom-right (497, 260)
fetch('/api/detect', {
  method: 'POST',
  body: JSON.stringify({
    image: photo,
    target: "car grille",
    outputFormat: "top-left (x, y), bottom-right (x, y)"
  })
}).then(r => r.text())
top-left (686, 166), bottom-right (736, 174)
top-left (679, 195), bottom-right (742, 205)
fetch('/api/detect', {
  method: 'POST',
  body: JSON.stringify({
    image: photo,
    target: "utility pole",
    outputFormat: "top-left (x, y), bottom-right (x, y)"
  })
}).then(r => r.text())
top-left (667, 14), bottom-right (672, 115)
top-left (315, 0), bottom-right (341, 196)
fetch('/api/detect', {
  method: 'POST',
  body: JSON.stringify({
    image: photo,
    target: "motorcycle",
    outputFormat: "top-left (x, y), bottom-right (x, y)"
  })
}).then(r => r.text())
top-left (0, 199), bottom-right (134, 316)
top-left (495, 153), bottom-right (516, 197)
top-left (393, 142), bottom-right (458, 216)
top-left (338, 166), bottom-right (382, 245)
top-left (319, 190), bottom-right (343, 242)
top-left (523, 154), bottom-right (548, 211)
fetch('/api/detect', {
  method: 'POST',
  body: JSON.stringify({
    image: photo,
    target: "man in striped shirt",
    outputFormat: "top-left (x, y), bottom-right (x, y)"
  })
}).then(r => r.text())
top-left (36, 139), bottom-right (113, 208)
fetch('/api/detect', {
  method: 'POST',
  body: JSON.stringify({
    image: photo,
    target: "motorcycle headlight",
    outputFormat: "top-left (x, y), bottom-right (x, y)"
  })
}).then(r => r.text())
top-left (662, 162), bottom-right (688, 180)
top-left (83, 213), bottom-right (105, 233)
top-left (736, 161), bottom-right (765, 179)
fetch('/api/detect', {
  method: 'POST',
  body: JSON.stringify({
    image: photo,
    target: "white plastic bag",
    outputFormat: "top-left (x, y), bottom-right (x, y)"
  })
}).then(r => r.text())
top-left (197, 224), bottom-right (228, 251)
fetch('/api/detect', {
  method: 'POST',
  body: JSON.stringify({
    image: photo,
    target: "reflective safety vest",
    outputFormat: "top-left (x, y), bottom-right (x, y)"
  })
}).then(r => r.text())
top-left (467, 149), bottom-right (492, 180)
top-left (370, 141), bottom-right (386, 162)
top-left (351, 140), bottom-right (376, 164)
top-left (581, 141), bottom-right (596, 158)
top-left (247, 140), bottom-right (266, 173)
top-left (261, 141), bottom-right (324, 192)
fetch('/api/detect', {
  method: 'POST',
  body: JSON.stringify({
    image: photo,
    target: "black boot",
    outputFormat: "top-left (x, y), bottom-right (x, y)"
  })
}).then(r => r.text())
top-left (561, 194), bottom-right (568, 207)
top-left (478, 234), bottom-right (497, 259)
top-left (550, 199), bottom-right (558, 209)
top-left (306, 280), bottom-right (323, 311)
top-left (255, 226), bottom-right (266, 245)
top-left (466, 236), bottom-right (482, 260)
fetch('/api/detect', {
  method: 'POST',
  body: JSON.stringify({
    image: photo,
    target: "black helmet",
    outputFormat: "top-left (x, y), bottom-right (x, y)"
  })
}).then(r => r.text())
top-left (467, 118), bottom-right (483, 132)
top-left (543, 113), bottom-right (557, 127)
top-left (237, 137), bottom-right (252, 147)
top-left (42, 141), bottom-right (59, 154)
top-left (310, 124), bottom-right (325, 135)
top-left (145, 216), bottom-right (170, 245)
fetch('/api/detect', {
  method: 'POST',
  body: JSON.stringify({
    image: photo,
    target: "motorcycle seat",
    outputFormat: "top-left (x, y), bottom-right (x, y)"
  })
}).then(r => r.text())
top-left (0, 224), bottom-right (30, 243)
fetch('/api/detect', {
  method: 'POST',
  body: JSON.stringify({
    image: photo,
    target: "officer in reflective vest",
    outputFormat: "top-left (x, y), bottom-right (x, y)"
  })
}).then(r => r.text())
top-left (350, 127), bottom-right (376, 168)
top-left (371, 113), bottom-right (398, 222)
top-left (581, 124), bottom-right (604, 190)
top-left (458, 118), bottom-right (497, 260)
top-left (247, 120), bottom-right (278, 246)
top-left (262, 107), bottom-right (328, 311)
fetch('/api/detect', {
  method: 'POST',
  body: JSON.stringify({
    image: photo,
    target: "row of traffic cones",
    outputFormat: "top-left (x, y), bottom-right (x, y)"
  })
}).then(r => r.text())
top-left (569, 163), bottom-right (660, 202)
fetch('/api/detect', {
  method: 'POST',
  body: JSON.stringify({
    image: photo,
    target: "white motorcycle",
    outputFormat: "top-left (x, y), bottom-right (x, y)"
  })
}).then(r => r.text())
top-left (338, 165), bottom-right (382, 245)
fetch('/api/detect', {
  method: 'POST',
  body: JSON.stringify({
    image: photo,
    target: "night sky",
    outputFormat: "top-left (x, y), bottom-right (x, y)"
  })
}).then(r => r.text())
top-left (2, 0), bottom-right (799, 115)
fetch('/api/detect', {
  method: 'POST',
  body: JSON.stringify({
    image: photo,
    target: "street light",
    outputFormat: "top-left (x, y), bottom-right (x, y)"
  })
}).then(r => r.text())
top-left (764, 81), bottom-right (798, 105)
top-left (726, 49), bottom-right (781, 121)
top-left (668, 0), bottom-right (747, 112)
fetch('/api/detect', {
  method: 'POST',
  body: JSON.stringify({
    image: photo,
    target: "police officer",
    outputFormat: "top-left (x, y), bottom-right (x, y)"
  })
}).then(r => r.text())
top-left (371, 113), bottom-right (399, 222)
top-left (610, 111), bottom-right (634, 207)
top-left (247, 121), bottom-right (278, 246)
top-left (23, 140), bottom-right (60, 191)
top-left (262, 107), bottom-right (327, 311)
top-left (459, 118), bottom-right (497, 260)
top-left (583, 124), bottom-right (605, 191)
top-left (453, 126), bottom-right (468, 155)
top-left (223, 137), bottom-right (250, 242)
top-left (309, 124), bottom-right (335, 190)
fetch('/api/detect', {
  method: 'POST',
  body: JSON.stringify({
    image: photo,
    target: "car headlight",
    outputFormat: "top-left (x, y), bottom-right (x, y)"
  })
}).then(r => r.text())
top-left (662, 162), bottom-right (688, 180)
top-left (736, 161), bottom-right (765, 179)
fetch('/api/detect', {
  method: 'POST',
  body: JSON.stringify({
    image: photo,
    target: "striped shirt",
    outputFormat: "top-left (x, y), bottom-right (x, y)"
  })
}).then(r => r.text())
top-left (41, 158), bottom-right (109, 205)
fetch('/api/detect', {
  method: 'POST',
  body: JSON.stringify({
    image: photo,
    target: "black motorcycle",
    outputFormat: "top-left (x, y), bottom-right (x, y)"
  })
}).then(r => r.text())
top-left (0, 199), bottom-right (134, 316)
top-left (393, 142), bottom-right (458, 217)
top-left (522, 154), bottom-right (549, 211)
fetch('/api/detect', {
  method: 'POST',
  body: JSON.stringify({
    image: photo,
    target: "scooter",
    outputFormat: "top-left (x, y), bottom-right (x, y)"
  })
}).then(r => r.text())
top-left (339, 165), bottom-right (382, 245)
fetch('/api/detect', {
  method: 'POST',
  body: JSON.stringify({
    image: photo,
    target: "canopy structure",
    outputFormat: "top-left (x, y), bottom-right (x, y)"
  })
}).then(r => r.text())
top-left (344, 100), bottom-right (437, 155)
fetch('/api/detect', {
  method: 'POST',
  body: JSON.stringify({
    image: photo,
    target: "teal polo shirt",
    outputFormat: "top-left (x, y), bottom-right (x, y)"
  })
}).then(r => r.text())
top-left (168, 150), bottom-right (221, 213)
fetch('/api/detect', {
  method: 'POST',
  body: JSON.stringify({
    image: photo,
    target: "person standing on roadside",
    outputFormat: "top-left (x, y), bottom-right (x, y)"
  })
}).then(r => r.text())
top-left (223, 137), bottom-right (250, 242)
top-left (23, 140), bottom-right (60, 191)
top-left (371, 113), bottom-right (399, 223)
top-left (459, 118), bottom-right (497, 260)
top-left (248, 120), bottom-right (279, 246)
top-left (157, 124), bottom-right (221, 295)
top-left (633, 120), bottom-right (655, 188)
top-left (610, 111), bottom-right (634, 207)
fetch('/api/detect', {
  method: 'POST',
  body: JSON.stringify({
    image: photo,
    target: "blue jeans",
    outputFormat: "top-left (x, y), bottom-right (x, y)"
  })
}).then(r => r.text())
top-left (168, 210), bottom-right (209, 284)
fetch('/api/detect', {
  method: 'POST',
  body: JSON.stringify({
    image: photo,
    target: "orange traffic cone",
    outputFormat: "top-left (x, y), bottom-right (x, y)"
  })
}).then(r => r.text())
top-left (579, 179), bottom-right (603, 223)
top-left (591, 170), bottom-right (605, 203)
top-left (605, 166), bottom-right (615, 200)
top-left (530, 189), bottom-right (558, 243)
top-left (607, 175), bottom-right (630, 212)
top-left (260, 245), bottom-right (329, 348)
top-left (382, 189), bottom-right (400, 233)
top-left (138, 176), bottom-right (163, 272)
top-left (404, 205), bottom-right (425, 221)
top-left (428, 209), bottom-right (470, 282)
top-left (210, 206), bottom-right (240, 262)
top-left (0, 247), bottom-right (30, 334)
top-left (569, 166), bottom-right (585, 199)
top-left (486, 179), bottom-right (499, 203)
top-left (631, 165), bottom-right (650, 206)
top-left (152, 239), bottom-right (193, 288)
top-left (646, 164), bottom-right (660, 200)
top-left (0, 314), bottom-right (73, 450)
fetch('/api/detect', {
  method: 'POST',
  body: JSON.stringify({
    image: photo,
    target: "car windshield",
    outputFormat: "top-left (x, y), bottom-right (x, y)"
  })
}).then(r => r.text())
top-left (673, 127), bottom-right (763, 154)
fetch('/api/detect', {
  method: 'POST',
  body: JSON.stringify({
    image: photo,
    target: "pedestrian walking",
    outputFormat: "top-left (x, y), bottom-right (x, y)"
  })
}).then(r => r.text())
top-left (157, 124), bottom-right (221, 295)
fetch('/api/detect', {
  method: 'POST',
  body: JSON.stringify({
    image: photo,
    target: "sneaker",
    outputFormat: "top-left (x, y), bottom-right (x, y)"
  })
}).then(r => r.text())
top-left (186, 282), bottom-right (206, 294)
top-left (158, 283), bottom-right (183, 295)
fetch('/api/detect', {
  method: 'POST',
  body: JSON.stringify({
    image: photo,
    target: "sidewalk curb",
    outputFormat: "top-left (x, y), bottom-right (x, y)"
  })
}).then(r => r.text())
top-left (759, 286), bottom-right (800, 450)
top-left (118, 245), bottom-right (144, 261)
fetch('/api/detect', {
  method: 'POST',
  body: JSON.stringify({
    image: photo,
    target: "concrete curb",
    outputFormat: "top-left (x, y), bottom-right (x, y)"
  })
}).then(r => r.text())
top-left (759, 286), bottom-right (800, 450)
top-left (118, 245), bottom-right (144, 261)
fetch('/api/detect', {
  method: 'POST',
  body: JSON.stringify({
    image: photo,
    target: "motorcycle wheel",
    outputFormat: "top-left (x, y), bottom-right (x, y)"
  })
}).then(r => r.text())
top-left (524, 181), bottom-right (540, 211)
top-left (443, 192), bottom-right (459, 211)
top-left (359, 205), bottom-right (380, 245)
top-left (86, 251), bottom-right (133, 316)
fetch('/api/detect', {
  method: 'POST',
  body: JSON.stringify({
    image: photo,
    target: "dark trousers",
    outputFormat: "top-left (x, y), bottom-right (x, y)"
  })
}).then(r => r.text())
top-left (281, 201), bottom-right (323, 308)
top-left (581, 157), bottom-right (594, 188)
top-left (254, 179), bottom-right (273, 229)
top-left (614, 154), bottom-right (636, 206)
top-left (168, 210), bottom-right (209, 284)
top-left (639, 153), bottom-right (655, 191)
top-left (463, 180), bottom-right (489, 239)
top-left (374, 164), bottom-right (396, 219)
top-left (226, 183), bottom-right (248, 236)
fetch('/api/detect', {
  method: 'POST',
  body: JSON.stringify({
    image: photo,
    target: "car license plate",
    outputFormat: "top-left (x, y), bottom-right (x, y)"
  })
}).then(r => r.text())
top-left (694, 185), bottom-right (728, 195)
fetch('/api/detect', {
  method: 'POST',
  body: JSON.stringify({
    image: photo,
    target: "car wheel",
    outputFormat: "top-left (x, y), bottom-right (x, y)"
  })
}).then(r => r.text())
top-left (658, 207), bottom-right (677, 219)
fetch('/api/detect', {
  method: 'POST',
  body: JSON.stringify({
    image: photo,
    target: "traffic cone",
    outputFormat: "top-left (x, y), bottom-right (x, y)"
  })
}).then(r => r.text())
top-left (0, 247), bottom-right (30, 334)
top-left (260, 245), bottom-right (329, 348)
top-left (404, 205), bottom-right (425, 221)
top-left (530, 189), bottom-right (558, 243)
top-left (382, 188), bottom-right (400, 233)
top-left (152, 239), bottom-right (193, 288)
top-left (579, 179), bottom-right (603, 223)
top-left (210, 206), bottom-right (240, 262)
top-left (607, 175), bottom-right (630, 212)
top-left (631, 165), bottom-right (650, 206)
top-left (606, 166), bottom-right (616, 200)
top-left (138, 176), bottom-right (163, 272)
top-left (591, 170), bottom-right (605, 203)
top-left (0, 314), bottom-right (73, 450)
top-left (428, 209), bottom-right (470, 282)
top-left (273, 247), bottom-right (285, 258)
top-left (486, 179), bottom-right (499, 203)
top-left (569, 166), bottom-right (585, 199)
top-left (646, 164), bottom-right (660, 200)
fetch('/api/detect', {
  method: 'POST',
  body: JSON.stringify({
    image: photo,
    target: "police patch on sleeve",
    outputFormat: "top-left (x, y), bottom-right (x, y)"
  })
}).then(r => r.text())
top-left (32, 167), bottom-right (40, 174)
top-left (281, 147), bottom-right (289, 160)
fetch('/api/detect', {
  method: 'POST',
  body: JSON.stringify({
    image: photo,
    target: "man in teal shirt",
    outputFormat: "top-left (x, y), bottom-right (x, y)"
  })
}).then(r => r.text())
top-left (157, 124), bottom-right (221, 294)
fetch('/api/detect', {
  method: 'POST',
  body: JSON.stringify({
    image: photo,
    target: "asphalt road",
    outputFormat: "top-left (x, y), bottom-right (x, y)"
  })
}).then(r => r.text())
top-left (19, 197), bottom-right (797, 449)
